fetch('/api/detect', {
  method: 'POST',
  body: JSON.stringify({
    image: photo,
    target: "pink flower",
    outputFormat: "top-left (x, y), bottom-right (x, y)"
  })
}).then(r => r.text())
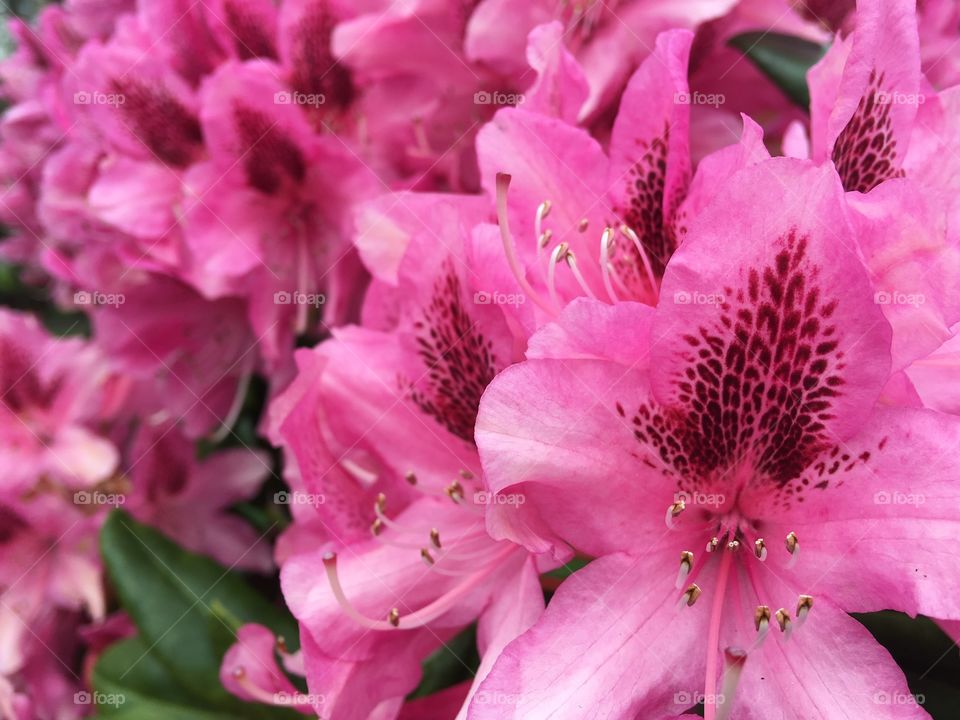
top-left (466, 0), bottom-right (738, 121)
top-left (263, 189), bottom-right (551, 718)
top-left (0, 310), bottom-right (132, 718)
top-left (124, 422), bottom-right (273, 572)
top-left (478, 29), bottom-right (697, 312)
top-left (0, 309), bottom-right (123, 494)
top-left (472, 160), bottom-right (960, 718)
top-left (181, 58), bottom-right (377, 366)
top-left (91, 275), bottom-right (258, 439)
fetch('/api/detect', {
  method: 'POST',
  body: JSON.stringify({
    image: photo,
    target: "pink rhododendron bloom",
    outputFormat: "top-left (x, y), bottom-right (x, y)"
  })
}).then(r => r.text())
top-left (124, 422), bottom-right (273, 571)
top-left (92, 275), bottom-right (257, 438)
top-left (0, 310), bottom-right (128, 719)
top-left (473, 160), bottom-right (960, 718)
top-left (466, 0), bottom-right (738, 120)
top-left (478, 29), bottom-right (696, 312)
top-left (0, 310), bottom-right (124, 493)
top-left (264, 189), bottom-right (547, 719)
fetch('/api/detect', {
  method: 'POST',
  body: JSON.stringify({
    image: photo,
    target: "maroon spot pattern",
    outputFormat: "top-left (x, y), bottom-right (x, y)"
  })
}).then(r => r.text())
top-left (832, 70), bottom-right (905, 193)
top-left (407, 262), bottom-right (498, 444)
top-left (112, 79), bottom-right (204, 167)
top-left (620, 231), bottom-right (857, 501)
top-left (614, 125), bottom-right (683, 284)
top-left (289, 2), bottom-right (354, 111)
top-left (233, 104), bottom-right (306, 194)
top-left (223, 0), bottom-right (277, 60)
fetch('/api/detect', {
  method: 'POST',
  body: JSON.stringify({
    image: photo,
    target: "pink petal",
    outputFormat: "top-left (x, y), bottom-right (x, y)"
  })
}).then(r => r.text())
top-left (467, 552), bottom-right (710, 719)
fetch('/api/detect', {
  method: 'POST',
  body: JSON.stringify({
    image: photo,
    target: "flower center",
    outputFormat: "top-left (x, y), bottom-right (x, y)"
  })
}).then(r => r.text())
top-left (667, 498), bottom-right (813, 719)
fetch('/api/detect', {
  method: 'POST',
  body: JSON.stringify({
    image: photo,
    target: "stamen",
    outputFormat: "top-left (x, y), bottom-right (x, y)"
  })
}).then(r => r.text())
top-left (459, 469), bottom-right (474, 480)
top-left (599, 227), bottom-right (620, 304)
top-left (775, 608), bottom-right (793, 639)
top-left (727, 540), bottom-right (740, 551)
top-left (676, 550), bottom-right (694, 589)
top-left (535, 200), bottom-right (552, 243)
top-left (420, 548), bottom-right (435, 566)
top-left (751, 604), bottom-right (772, 650)
top-left (430, 528), bottom-right (441, 549)
top-left (679, 583), bottom-right (702, 608)
top-left (276, 635), bottom-right (288, 653)
top-left (620, 224), bottom-right (659, 295)
top-left (577, 218), bottom-right (589, 232)
top-left (715, 647), bottom-right (747, 720)
top-left (495, 173), bottom-right (558, 315)
top-left (321, 553), bottom-right (396, 630)
top-left (325, 545), bottom-right (518, 631)
top-left (547, 242), bottom-right (569, 308)
top-left (665, 499), bottom-right (685, 529)
top-left (754, 605), bottom-right (771, 632)
top-left (538, 229), bottom-right (553, 251)
top-left (753, 538), bottom-right (767, 561)
top-left (796, 595), bottom-right (813, 626)
top-left (706, 536), bottom-right (719, 553)
top-left (445, 481), bottom-right (464, 502)
top-left (785, 531), bottom-right (799, 569)
top-left (405, 471), bottom-right (417, 485)
top-left (372, 495), bottom-right (419, 535)
top-left (565, 250), bottom-right (598, 299)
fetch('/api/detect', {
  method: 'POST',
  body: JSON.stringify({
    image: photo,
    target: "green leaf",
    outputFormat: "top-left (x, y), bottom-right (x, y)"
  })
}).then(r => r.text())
top-left (99, 511), bottom-right (299, 718)
top-left (408, 624), bottom-right (480, 699)
top-left (728, 31), bottom-right (828, 110)
top-left (542, 556), bottom-right (592, 582)
top-left (93, 636), bottom-right (235, 719)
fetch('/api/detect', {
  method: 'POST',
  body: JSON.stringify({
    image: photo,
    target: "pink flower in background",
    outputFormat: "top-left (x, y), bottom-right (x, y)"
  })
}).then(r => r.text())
top-left (124, 422), bottom-right (273, 572)
top-left (466, 0), bottom-right (738, 121)
top-left (0, 310), bottom-right (127, 720)
top-left (0, 309), bottom-right (124, 494)
top-left (263, 188), bottom-right (547, 718)
top-left (91, 275), bottom-right (257, 439)
top-left (472, 160), bottom-right (960, 718)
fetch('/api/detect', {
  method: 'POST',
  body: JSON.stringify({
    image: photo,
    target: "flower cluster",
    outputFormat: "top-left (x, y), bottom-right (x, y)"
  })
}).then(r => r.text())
top-left (2, 0), bottom-right (960, 718)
